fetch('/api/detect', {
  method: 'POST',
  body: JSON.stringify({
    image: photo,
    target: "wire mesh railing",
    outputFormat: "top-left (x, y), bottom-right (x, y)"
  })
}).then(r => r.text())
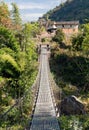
top-left (47, 53), bottom-right (62, 118)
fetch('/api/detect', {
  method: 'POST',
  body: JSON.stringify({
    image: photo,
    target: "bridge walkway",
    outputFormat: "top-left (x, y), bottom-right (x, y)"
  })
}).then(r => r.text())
top-left (30, 45), bottom-right (60, 130)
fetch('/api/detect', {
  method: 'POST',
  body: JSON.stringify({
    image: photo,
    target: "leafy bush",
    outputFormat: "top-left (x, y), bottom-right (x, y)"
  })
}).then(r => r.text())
top-left (52, 29), bottom-right (64, 44)
top-left (72, 23), bottom-right (89, 53)
top-left (50, 48), bottom-right (89, 90)
top-left (0, 54), bottom-right (20, 78)
top-left (59, 115), bottom-right (89, 130)
top-left (0, 26), bottom-right (20, 51)
top-left (72, 33), bottom-right (84, 51)
top-left (0, 48), bottom-right (16, 58)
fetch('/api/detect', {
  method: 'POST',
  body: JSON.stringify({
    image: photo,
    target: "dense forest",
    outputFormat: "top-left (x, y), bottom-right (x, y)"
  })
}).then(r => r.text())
top-left (43, 0), bottom-right (89, 23)
top-left (0, 2), bottom-right (43, 129)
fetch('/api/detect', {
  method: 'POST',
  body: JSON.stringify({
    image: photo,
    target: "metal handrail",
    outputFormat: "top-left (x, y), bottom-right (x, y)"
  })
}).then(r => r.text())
top-left (29, 58), bottom-right (41, 127)
top-left (47, 56), bottom-right (61, 118)
top-left (25, 54), bottom-right (42, 130)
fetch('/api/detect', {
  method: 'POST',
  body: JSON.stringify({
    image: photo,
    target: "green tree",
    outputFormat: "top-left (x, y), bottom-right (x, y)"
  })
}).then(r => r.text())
top-left (0, 3), bottom-right (38, 128)
top-left (52, 29), bottom-right (64, 44)
top-left (0, 26), bottom-right (20, 52)
top-left (0, 26), bottom-right (20, 79)
top-left (19, 22), bottom-right (42, 51)
top-left (82, 23), bottom-right (89, 52)
top-left (11, 3), bottom-right (22, 31)
top-left (0, 2), bottom-right (12, 28)
top-left (72, 33), bottom-right (84, 51)
top-left (0, 53), bottom-right (20, 78)
top-left (72, 23), bottom-right (89, 52)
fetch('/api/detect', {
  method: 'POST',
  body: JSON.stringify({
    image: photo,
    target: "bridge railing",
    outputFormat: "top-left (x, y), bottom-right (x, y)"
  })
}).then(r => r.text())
top-left (26, 56), bottom-right (41, 129)
top-left (47, 56), bottom-right (62, 118)
top-left (0, 56), bottom-right (41, 129)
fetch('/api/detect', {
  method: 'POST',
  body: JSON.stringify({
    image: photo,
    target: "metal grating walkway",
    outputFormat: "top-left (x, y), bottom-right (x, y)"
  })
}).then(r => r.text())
top-left (30, 45), bottom-right (60, 130)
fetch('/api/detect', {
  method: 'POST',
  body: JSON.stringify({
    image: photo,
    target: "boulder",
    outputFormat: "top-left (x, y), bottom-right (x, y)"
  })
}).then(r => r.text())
top-left (60, 95), bottom-right (86, 115)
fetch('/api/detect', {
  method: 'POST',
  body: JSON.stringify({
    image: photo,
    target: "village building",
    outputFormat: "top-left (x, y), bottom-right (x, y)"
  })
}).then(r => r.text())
top-left (47, 21), bottom-right (79, 34)
top-left (38, 18), bottom-right (79, 43)
top-left (38, 18), bottom-right (79, 35)
top-left (55, 21), bottom-right (79, 34)
top-left (47, 21), bottom-right (79, 43)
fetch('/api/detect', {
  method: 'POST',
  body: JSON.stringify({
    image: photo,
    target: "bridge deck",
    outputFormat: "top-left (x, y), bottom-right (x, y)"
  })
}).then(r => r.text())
top-left (30, 45), bottom-right (60, 130)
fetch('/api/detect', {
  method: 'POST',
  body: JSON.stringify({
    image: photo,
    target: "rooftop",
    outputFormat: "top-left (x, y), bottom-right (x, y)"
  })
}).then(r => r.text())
top-left (55, 21), bottom-right (79, 25)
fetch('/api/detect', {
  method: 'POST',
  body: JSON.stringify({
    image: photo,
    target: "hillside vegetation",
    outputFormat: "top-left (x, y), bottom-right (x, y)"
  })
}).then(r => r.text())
top-left (49, 24), bottom-right (89, 129)
top-left (43, 0), bottom-right (89, 23)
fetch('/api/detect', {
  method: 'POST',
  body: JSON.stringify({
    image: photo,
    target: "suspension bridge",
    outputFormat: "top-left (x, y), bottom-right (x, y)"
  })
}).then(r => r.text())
top-left (30, 45), bottom-right (60, 130)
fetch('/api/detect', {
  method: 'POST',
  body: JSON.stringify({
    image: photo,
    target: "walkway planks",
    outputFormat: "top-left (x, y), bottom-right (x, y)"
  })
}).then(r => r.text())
top-left (30, 45), bottom-right (60, 130)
